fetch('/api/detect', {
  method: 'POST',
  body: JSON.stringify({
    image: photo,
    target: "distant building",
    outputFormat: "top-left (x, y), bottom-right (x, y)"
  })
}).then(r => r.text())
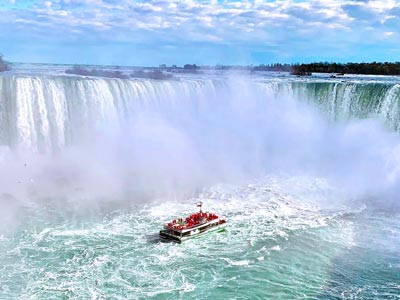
top-left (183, 64), bottom-right (198, 70)
top-left (172, 65), bottom-right (177, 68)
top-left (159, 64), bottom-right (167, 69)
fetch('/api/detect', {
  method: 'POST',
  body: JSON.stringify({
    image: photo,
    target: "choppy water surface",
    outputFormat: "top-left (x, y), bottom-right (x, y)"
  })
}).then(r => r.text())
top-left (1, 176), bottom-right (399, 299)
top-left (1, 67), bottom-right (400, 299)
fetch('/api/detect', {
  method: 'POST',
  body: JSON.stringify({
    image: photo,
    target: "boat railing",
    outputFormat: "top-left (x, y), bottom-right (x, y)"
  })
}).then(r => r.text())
top-left (165, 212), bottom-right (219, 230)
top-left (165, 215), bottom-right (220, 231)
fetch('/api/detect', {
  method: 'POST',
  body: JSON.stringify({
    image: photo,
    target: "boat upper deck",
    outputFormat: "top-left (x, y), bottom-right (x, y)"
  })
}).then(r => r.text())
top-left (164, 211), bottom-right (221, 233)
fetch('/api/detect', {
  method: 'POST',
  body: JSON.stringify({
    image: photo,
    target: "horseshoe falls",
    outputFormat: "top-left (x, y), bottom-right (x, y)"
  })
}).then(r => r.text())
top-left (0, 70), bottom-right (399, 299)
top-left (2, 75), bottom-right (400, 153)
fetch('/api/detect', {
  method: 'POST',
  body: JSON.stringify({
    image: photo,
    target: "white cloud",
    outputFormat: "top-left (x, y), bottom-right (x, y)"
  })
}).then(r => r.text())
top-left (1, 0), bottom-right (400, 63)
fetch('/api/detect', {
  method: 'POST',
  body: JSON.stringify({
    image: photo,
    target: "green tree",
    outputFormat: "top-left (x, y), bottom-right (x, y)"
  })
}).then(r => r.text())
top-left (0, 54), bottom-right (10, 72)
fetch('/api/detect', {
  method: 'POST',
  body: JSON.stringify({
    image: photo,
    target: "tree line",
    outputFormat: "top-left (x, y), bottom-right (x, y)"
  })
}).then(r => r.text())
top-left (182, 62), bottom-right (400, 75)
top-left (2, 53), bottom-right (400, 76)
top-left (291, 62), bottom-right (400, 76)
top-left (0, 54), bottom-right (10, 72)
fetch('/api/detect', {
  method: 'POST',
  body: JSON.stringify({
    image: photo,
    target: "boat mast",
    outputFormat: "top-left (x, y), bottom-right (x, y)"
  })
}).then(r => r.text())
top-left (197, 201), bottom-right (203, 213)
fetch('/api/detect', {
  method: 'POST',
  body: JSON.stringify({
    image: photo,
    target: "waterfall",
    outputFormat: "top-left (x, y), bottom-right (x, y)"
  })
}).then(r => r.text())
top-left (0, 76), bottom-right (224, 152)
top-left (283, 81), bottom-right (400, 128)
top-left (1, 75), bottom-right (400, 153)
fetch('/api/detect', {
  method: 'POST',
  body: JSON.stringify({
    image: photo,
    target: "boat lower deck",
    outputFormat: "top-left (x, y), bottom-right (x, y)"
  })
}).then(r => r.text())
top-left (160, 222), bottom-right (226, 243)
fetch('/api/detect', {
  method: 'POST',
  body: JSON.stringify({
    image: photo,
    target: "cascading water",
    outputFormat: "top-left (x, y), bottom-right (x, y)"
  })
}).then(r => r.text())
top-left (0, 71), bottom-right (399, 299)
top-left (281, 81), bottom-right (400, 129)
top-left (0, 76), bottom-right (223, 152)
top-left (2, 75), bottom-right (400, 152)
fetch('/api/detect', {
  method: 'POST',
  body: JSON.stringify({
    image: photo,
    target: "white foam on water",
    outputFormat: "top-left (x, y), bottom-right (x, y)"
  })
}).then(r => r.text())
top-left (0, 72), bottom-right (399, 298)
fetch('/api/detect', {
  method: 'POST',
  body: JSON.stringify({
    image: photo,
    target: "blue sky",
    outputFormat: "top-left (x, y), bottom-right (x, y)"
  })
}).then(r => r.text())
top-left (1, 0), bottom-right (400, 66)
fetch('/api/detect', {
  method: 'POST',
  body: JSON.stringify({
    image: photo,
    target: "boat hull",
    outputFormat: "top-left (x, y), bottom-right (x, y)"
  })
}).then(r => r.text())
top-left (159, 222), bottom-right (226, 243)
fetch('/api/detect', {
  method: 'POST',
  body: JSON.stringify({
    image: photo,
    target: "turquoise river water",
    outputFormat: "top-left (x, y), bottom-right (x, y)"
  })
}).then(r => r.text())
top-left (0, 67), bottom-right (399, 299)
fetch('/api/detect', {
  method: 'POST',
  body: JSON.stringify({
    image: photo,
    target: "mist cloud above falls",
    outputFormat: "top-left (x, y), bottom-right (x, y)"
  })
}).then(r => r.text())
top-left (1, 76), bottom-right (400, 225)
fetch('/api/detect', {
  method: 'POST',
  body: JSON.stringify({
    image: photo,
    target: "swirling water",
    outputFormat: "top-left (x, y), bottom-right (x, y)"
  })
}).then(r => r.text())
top-left (0, 69), bottom-right (399, 299)
top-left (1, 176), bottom-right (399, 299)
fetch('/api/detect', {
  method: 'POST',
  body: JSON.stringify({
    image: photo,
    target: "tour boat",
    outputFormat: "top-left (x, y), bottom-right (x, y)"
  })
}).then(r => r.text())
top-left (159, 202), bottom-right (227, 243)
